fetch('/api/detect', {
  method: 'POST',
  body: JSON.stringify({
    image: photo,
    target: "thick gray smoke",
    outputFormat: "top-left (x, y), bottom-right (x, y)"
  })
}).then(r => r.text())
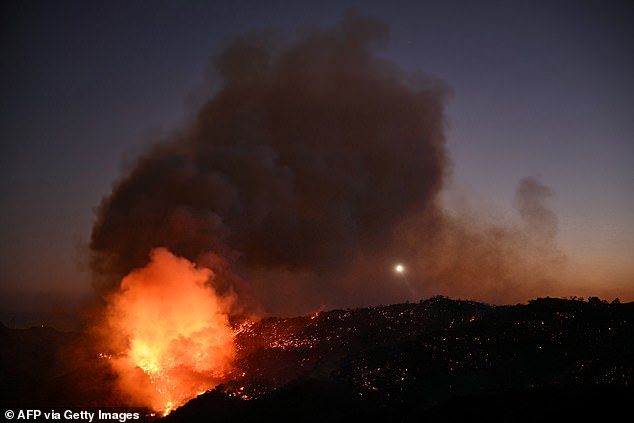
top-left (91, 15), bottom-right (561, 314)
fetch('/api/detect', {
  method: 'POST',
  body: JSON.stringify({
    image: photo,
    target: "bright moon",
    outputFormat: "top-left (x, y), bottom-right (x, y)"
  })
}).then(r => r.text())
top-left (394, 264), bottom-right (404, 274)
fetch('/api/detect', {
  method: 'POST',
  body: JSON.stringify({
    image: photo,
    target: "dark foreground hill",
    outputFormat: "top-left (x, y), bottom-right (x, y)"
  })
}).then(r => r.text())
top-left (1, 296), bottom-right (633, 421)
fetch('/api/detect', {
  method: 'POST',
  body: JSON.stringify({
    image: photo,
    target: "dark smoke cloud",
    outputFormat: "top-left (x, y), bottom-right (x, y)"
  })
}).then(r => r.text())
top-left (90, 14), bottom-right (448, 313)
top-left (91, 14), bottom-right (562, 314)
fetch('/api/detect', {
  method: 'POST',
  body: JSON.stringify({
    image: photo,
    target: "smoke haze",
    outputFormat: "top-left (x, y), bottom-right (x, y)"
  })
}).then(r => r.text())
top-left (516, 176), bottom-right (558, 242)
top-left (90, 14), bottom-right (562, 315)
top-left (389, 175), bottom-right (564, 306)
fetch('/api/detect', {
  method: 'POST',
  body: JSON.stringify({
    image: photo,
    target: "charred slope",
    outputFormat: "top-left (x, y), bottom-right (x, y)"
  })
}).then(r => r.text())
top-left (163, 297), bottom-right (634, 422)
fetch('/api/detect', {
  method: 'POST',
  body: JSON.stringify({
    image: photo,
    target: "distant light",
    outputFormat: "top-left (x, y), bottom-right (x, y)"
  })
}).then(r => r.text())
top-left (394, 264), bottom-right (405, 274)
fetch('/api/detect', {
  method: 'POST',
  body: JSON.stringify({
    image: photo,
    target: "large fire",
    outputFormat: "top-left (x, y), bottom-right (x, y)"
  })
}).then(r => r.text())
top-left (103, 248), bottom-right (236, 413)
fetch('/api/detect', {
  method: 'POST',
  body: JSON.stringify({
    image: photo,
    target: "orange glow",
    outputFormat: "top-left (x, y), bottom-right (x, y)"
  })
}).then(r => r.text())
top-left (104, 248), bottom-right (235, 413)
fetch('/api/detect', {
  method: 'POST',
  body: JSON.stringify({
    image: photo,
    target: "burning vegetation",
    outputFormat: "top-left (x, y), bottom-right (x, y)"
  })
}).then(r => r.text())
top-left (101, 248), bottom-right (235, 413)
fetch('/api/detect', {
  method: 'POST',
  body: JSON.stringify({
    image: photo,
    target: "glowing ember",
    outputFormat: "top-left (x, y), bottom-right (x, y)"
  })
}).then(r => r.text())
top-left (104, 248), bottom-right (235, 413)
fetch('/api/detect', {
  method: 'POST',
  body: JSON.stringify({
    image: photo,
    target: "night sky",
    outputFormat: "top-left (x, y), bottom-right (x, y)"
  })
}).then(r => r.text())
top-left (1, 0), bottom-right (632, 318)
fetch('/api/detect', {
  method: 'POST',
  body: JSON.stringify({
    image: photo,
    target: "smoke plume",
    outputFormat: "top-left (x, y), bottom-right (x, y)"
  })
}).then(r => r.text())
top-left (90, 14), bottom-right (561, 314)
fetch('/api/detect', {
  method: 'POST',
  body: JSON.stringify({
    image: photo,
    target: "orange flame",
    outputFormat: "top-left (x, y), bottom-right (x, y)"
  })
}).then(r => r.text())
top-left (104, 248), bottom-right (235, 413)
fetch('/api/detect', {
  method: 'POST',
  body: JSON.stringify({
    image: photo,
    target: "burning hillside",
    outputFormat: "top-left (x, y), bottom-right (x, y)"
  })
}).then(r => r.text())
top-left (2, 297), bottom-right (631, 419)
top-left (165, 296), bottom-right (634, 421)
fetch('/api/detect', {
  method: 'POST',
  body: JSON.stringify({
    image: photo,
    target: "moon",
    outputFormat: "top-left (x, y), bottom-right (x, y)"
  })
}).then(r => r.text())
top-left (394, 264), bottom-right (405, 274)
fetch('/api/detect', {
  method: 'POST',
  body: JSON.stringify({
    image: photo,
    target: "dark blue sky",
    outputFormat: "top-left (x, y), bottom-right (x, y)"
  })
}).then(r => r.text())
top-left (1, 0), bottom-right (632, 311)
